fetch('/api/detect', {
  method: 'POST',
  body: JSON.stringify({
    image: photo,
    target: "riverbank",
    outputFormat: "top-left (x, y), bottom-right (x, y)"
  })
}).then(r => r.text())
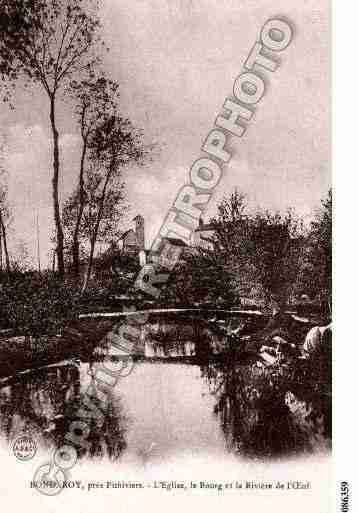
top-left (0, 319), bottom-right (112, 378)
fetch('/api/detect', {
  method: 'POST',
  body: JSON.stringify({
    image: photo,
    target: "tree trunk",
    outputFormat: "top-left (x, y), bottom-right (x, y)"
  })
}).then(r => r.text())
top-left (81, 169), bottom-right (112, 294)
top-left (49, 94), bottom-right (65, 277)
top-left (0, 211), bottom-right (10, 272)
top-left (52, 250), bottom-right (56, 273)
top-left (72, 134), bottom-right (87, 277)
top-left (82, 235), bottom-right (96, 294)
top-left (0, 231), bottom-right (2, 271)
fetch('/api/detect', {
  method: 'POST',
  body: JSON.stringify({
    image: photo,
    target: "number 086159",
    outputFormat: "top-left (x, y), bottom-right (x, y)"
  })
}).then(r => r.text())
top-left (340, 482), bottom-right (350, 512)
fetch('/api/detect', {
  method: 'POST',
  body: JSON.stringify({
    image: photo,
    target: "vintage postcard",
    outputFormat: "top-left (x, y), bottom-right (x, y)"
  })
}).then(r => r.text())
top-left (0, 1), bottom-right (333, 512)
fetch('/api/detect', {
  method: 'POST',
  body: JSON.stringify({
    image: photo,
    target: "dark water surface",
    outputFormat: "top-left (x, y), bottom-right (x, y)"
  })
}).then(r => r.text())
top-left (0, 317), bottom-right (330, 464)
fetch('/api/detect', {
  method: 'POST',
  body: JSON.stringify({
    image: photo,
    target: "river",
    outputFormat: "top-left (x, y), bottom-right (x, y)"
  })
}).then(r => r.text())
top-left (0, 315), bottom-right (332, 513)
top-left (0, 350), bottom-right (332, 513)
top-left (0, 314), bottom-right (331, 465)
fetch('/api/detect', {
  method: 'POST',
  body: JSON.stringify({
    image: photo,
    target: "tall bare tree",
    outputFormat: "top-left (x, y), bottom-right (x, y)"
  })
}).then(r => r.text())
top-left (63, 113), bottom-right (148, 292)
top-left (0, 211), bottom-right (10, 272)
top-left (82, 115), bottom-right (148, 292)
top-left (68, 77), bottom-right (120, 276)
top-left (0, 0), bottom-right (105, 277)
top-left (0, 174), bottom-right (11, 273)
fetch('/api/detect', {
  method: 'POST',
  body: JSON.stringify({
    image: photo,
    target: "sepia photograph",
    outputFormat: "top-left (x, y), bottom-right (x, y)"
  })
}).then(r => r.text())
top-left (0, 1), bottom-right (332, 512)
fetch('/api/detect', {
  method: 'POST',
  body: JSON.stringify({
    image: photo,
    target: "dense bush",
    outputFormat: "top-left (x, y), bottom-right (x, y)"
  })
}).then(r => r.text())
top-left (161, 189), bottom-right (332, 311)
top-left (0, 271), bottom-right (81, 337)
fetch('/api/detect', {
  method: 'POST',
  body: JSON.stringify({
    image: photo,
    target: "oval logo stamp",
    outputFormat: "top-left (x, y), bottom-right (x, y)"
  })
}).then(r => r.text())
top-left (13, 435), bottom-right (37, 462)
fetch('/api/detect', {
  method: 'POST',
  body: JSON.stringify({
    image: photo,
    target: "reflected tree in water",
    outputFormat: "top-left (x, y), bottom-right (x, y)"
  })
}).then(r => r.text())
top-left (202, 354), bottom-right (331, 458)
top-left (0, 364), bottom-right (127, 461)
top-left (146, 317), bottom-right (220, 360)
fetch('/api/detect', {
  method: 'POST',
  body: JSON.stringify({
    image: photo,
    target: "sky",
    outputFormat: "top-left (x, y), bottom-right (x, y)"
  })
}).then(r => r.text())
top-left (0, 0), bottom-right (330, 268)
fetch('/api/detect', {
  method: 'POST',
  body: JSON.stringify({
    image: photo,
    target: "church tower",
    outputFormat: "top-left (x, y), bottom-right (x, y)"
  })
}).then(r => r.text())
top-left (133, 215), bottom-right (145, 251)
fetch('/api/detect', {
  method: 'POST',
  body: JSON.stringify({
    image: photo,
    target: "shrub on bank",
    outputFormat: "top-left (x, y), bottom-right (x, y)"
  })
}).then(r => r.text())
top-left (0, 271), bottom-right (81, 337)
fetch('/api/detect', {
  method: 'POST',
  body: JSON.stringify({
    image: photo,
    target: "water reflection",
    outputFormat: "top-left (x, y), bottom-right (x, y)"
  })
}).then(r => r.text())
top-left (201, 357), bottom-right (331, 458)
top-left (0, 315), bottom-right (331, 463)
top-left (0, 363), bottom-right (127, 461)
top-left (142, 317), bottom-right (223, 359)
top-left (140, 316), bottom-right (331, 459)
